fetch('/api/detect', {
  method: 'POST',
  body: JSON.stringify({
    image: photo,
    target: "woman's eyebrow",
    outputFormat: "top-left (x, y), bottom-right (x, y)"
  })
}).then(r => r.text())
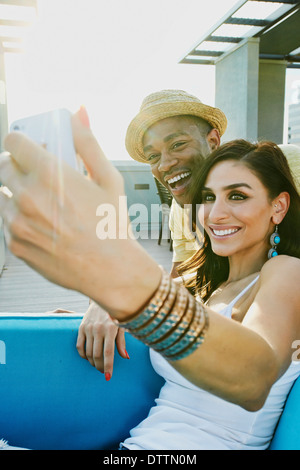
top-left (202, 183), bottom-right (253, 191)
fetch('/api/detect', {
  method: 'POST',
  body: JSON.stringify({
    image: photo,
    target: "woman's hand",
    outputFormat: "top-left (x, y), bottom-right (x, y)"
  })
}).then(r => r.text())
top-left (76, 301), bottom-right (129, 380)
top-left (0, 109), bottom-right (161, 319)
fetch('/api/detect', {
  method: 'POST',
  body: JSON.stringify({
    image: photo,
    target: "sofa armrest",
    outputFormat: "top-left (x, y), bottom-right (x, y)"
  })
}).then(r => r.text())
top-left (269, 375), bottom-right (300, 450)
top-left (0, 314), bottom-right (164, 450)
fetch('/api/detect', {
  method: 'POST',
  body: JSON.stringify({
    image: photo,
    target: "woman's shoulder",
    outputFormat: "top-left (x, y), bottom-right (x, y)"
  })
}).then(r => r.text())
top-left (259, 256), bottom-right (300, 330)
top-left (260, 255), bottom-right (300, 284)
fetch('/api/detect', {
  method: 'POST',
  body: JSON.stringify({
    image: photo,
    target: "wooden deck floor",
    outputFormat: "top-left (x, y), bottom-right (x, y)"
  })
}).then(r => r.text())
top-left (0, 238), bottom-right (173, 313)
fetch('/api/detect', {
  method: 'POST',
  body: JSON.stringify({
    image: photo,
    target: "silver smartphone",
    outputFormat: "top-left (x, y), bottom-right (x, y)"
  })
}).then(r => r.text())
top-left (10, 108), bottom-right (84, 172)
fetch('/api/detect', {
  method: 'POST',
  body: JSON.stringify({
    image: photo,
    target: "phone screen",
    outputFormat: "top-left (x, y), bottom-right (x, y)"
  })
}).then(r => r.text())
top-left (10, 109), bottom-right (81, 171)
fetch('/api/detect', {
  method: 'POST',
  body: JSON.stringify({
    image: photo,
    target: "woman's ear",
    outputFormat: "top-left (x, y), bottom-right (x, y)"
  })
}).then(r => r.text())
top-left (272, 192), bottom-right (290, 225)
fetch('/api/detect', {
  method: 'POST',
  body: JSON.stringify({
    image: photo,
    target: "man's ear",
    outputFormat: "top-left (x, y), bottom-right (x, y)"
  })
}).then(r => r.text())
top-left (207, 128), bottom-right (221, 151)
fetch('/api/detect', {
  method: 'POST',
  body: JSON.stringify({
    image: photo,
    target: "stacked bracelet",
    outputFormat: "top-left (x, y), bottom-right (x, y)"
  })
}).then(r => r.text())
top-left (117, 268), bottom-right (209, 361)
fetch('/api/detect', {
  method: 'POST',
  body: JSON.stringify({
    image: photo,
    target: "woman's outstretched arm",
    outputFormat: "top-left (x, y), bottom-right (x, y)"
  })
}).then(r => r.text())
top-left (1, 111), bottom-right (299, 410)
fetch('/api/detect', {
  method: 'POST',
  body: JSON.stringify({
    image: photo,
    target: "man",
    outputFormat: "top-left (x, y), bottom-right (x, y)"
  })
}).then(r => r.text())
top-left (125, 89), bottom-right (227, 276)
top-left (76, 89), bottom-right (227, 376)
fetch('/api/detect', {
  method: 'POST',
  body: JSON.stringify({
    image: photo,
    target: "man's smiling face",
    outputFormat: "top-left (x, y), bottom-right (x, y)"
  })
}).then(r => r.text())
top-left (143, 115), bottom-right (219, 207)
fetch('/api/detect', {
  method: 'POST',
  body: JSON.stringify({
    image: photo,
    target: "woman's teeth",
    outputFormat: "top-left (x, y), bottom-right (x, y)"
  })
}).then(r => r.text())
top-left (212, 228), bottom-right (239, 236)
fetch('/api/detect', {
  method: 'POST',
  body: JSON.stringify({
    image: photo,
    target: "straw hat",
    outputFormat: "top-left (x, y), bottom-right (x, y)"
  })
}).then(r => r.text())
top-left (125, 89), bottom-right (227, 163)
top-left (279, 144), bottom-right (300, 192)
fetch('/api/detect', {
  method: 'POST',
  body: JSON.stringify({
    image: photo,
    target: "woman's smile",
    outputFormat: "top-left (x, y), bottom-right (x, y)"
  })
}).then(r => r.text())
top-left (209, 225), bottom-right (241, 238)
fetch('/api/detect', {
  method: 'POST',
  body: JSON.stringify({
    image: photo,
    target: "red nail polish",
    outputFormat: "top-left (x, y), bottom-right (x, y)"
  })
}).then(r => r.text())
top-left (125, 350), bottom-right (130, 359)
top-left (78, 105), bottom-right (90, 128)
top-left (105, 372), bottom-right (111, 382)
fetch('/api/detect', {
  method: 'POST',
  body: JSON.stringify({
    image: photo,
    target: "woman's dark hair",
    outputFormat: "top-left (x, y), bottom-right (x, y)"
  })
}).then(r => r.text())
top-left (178, 139), bottom-right (300, 302)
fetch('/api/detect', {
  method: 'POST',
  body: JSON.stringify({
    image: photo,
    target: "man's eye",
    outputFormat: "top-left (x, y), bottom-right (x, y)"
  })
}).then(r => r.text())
top-left (146, 154), bottom-right (160, 163)
top-left (172, 141), bottom-right (186, 150)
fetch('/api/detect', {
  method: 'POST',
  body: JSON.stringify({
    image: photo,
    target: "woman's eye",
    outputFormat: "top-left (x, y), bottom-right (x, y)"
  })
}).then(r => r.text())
top-left (230, 192), bottom-right (248, 200)
top-left (202, 193), bottom-right (215, 202)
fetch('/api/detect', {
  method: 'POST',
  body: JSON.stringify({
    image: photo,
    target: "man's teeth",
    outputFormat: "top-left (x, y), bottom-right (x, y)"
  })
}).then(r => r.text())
top-left (168, 172), bottom-right (191, 185)
top-left (213, 228), bottom-right (239, 236)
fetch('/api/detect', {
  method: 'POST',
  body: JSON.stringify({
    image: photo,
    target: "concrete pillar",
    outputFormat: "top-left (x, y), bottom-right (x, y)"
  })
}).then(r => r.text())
top-left (215, 38), bottom-right (260, 142)
top-left (215, 38), bottom-right (288, 146)
top-left (258, 59), bottom-right (287, 144)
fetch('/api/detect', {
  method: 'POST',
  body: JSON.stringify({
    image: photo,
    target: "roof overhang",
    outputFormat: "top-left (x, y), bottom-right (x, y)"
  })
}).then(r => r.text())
top-left (0, 0), bottom-right (37, 53)
top-left (180, 0), bottom-right (300, 68)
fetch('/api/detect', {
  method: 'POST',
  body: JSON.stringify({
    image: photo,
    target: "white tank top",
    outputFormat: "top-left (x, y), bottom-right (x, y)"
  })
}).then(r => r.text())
top-left (123, 277), bottom-right (300, 450)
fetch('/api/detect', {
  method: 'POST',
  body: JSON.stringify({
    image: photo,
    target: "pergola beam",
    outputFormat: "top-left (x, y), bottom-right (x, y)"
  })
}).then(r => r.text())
top-left (189, 50), bottom-right (223, 57)
top-left (252, 0), bottom-right (299, 4)
top-left (0, 0), bottom-right (36, 7)
top-left (207, 35), bottom-right (243, 43)
top-left (0, 18), bottom-right (33, 27)
top-left (225, 17), bottom-right (271, 26)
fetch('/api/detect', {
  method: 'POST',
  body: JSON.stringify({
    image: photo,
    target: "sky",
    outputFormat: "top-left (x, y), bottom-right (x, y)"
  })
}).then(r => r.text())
top-left (3, 0), bottom-right (300, 160)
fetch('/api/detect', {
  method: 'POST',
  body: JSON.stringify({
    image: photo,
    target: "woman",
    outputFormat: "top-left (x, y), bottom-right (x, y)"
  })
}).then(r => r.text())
top-left (116, 140), bottom-right (300, 450)
top-left (180, 139), bottom-right (300, 300)
top-left (0, 112), bottom-right (300, 450)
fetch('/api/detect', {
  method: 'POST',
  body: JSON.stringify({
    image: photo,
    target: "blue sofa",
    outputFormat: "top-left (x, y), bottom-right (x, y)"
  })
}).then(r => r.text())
top-left (0, 314), bottom-right (299, 450)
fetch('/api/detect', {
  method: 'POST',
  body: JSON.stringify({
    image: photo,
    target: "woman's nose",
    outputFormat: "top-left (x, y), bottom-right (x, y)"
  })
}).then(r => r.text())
top-left (208, 198), bottom-right (229, 222)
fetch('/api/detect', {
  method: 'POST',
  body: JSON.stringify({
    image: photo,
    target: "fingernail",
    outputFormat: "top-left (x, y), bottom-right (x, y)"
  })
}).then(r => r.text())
top-left (78, 105), bottom-right (90, 128)
top-left (125, 350), bottom-right (130, 359)
top-left (105, 372), bottom-right (111, 382)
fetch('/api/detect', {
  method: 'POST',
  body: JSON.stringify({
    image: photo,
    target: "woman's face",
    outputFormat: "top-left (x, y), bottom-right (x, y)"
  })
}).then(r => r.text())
top-left (198, 160), bottom-right (275, 261)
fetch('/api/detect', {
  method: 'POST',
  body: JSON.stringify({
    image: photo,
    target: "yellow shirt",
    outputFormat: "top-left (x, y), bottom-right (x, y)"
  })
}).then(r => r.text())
top-left (169, 200), bottom-right (202, 263)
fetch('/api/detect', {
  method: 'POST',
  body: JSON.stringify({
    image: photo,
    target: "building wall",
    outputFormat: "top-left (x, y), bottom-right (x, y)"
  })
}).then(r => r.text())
top-left (215, 38), bottom-right (260, 143)
top-left (257, 60), bottom-right (287, 144)
top-left (215, 39), bottom-right (287, 145)
top-left (112, 160), bottom-right (161, 236)
top-left (288, 102), bottom-right (300, 146)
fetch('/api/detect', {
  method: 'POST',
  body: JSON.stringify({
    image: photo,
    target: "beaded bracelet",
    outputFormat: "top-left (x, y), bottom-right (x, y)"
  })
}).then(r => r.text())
top-left (163, 301), bottom-right (209, 361)
top-left (134, 280), bottom-right (177, 338)
top-left (118, 268), bottom-right (171, 331)
top-left (151, 287), bottom-right (194, 352)
top-left (141, 285), bottom-right (188, 345)
top-left (117, 268), bottom-right (209, 361)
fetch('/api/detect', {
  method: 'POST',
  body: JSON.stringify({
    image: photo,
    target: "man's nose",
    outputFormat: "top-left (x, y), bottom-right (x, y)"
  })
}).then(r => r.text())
top-left (158, 150), bottom-right (178, 172)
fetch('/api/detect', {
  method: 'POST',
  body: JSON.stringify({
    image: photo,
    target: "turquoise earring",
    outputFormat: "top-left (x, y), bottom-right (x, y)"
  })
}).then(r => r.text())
top-left (268, 225), bottom-right (280, 259)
